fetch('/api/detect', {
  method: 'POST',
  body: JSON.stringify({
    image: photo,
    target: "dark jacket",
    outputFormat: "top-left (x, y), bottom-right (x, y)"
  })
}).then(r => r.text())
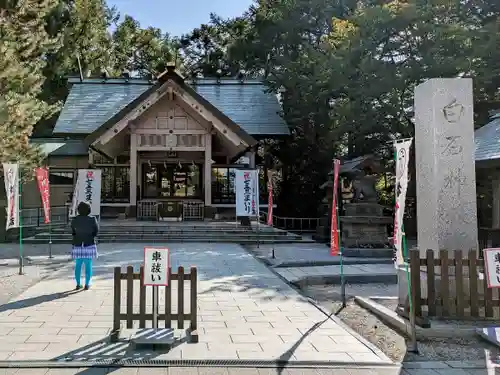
top-left (71, 215), bottom-right (98, 246)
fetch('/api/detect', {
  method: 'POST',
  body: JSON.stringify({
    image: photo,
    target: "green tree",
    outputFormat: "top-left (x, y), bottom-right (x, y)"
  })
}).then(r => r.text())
top-left (0, 0), bottom-right (61, 172)
top-left (180, 13), bottom-right (252, 77)
top-left (34, 0), bottom-right (117, 136)
top-left (112, 15), bottom-right (179, 77)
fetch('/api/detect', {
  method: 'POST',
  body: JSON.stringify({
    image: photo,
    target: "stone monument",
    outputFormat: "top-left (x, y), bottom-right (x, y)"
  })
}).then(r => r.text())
top-left (398, 78), bottom-right (478, 308)
top-left (414, 78), bottom-right (478, 255)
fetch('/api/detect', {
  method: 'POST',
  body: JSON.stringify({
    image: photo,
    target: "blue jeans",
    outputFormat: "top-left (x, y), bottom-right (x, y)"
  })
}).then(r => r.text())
top-left (75, 258), bottom-right (93, 286)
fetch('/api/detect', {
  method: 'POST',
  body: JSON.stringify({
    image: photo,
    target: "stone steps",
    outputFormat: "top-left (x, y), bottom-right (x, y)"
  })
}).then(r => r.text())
top-left (24, 236), bottom-right (315, 244)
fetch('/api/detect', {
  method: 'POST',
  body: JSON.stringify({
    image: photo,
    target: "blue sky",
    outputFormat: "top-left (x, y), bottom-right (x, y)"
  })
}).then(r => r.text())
top-left (108, 0), bottom-right (254, 37)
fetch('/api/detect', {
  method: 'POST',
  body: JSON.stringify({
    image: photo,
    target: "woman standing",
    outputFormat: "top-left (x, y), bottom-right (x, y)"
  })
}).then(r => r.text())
top-left (71, 202), bottom-right (99, 290)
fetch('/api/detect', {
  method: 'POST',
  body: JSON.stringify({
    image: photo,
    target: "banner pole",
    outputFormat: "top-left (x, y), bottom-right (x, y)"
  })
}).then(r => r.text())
top-left (337, 184), bottom-right (346, 308)
top-left (393, 145), bottom-right (417, 352)
top-left (18, 166), bottom-right (23, 276)
top-left (48, 219), bottom-right (53, 259)
top-left (256, 169), bottom-right (260, 249)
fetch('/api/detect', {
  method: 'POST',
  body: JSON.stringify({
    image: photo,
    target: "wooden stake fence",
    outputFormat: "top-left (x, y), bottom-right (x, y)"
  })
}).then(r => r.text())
top-left (409, 249), bottom-right (499, 319)
top-left (112, 265), bottom-right (198, 343)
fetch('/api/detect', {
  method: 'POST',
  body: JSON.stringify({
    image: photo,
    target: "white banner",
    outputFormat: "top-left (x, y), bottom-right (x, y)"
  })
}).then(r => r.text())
top-left (235, 169), bottom-right (259, 217)
top-left (70, 169), bottom-right (102, 218)
top-left (3, 163), bottom-right (20, 230)
top-left (393, 139), bottom-right (412, 267)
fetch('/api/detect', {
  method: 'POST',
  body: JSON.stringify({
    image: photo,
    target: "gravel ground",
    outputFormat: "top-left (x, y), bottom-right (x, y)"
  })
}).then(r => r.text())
top-left (301, 283), bottom-right (499, 363)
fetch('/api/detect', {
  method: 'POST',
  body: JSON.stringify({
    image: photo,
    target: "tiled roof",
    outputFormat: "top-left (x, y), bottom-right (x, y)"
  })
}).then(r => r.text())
top-left (52, 77), bottom-right (289, 136)
top-left (190, 79), bottom-right (289, 136)
top-left (31, 138), bottom-right (88, 156)
top-left (53, 79), bottom-right (151, 134)
top-left (475, 115), bottom-right (500, 162)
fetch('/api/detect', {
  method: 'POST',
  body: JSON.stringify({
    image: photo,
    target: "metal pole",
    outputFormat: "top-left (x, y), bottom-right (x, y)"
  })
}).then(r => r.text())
top-left (48, 219), bottom-right (53, 259)
top-left (403, 224), bottom-right (418, 353)
top-left (152, 286), bottom-right (159, 329)
top-left (18, 166), bottom-right (23, 275)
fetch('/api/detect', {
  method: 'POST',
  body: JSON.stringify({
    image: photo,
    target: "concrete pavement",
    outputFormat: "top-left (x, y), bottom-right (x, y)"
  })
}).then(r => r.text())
top-left (0, 243), bottom-right (391, 364)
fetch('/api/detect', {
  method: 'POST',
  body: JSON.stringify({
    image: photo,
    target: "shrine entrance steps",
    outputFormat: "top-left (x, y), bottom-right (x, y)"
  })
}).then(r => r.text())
top-left (24, 220), bottom-right (315, 244)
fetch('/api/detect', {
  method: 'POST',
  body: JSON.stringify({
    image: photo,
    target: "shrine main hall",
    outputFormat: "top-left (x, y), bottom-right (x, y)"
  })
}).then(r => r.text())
top-left (24, 64), bottom-right (289, 220)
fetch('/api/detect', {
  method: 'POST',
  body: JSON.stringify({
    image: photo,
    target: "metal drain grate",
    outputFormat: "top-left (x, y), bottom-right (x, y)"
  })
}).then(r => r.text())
top-left (0, 359), bottom-right (397, 369)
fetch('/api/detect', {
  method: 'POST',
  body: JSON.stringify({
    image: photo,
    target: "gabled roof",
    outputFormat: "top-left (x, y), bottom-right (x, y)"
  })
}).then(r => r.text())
top-left (189, 79), bottom-right (288, 136)
top-left (53, 74), bottom-right (289, 138)
top-left (31, 138), bottom-right (88, 157)
top-left (475, 114), bottom-right (500, 162)
top-left (53, 80), bottom-right (151, 135)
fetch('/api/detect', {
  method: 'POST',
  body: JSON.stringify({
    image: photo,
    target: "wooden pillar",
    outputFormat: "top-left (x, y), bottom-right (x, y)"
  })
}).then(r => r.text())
top-left (248, 150), bottom-right (256, 168)
top-left (130, 134), bottom-right (138, 217)
top-left (204, 133), bottom-right (212, 206)
top-left (493, 174), bottom-right (500, 228)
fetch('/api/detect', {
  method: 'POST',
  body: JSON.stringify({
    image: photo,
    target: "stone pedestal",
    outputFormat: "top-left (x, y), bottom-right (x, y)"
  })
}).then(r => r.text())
top-left (340, 203), bottom-right (391, 247)
top-left (414, 78), bottom-right (478, 256)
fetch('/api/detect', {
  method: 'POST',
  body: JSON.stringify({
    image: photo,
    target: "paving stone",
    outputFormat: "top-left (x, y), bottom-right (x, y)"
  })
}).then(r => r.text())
top-left (251, 327), bottom-right (303, 336)
top-left (59, 327), bottom-right (109, 335)
top-left (197, 369), bottom-right (229, 375)
top-left (24, 315), bottom-right (71, 323)
top-left (0, 351), bottom-right (12, 360)
top-left (0, 335), bottom-right (30, 343)
top-left (181, 346), bottom-right (238, 360)
top-left (225, 321), bottom-right (272, 329)
top-left (227, 369), bottom-right (260, 375)
top-left (46, 369), bottom-right (101, 375)
top-left (167, 369), bottom-right (199, 375)
top-left (0, 322), bottom-right (43, 329)
top-left (434, 370), bottom-right (477, 375)
top-left (27, 334), bottom-right (79, 343)
top-left (7, 350), bottom-right (55, 360)
top-left (15, 370), bottom-right (49, 375)
top-left (293, 351), bottom-right (353, 362)
top-left (87, 321), bottom-right (112, 328)
top-left (209, 343), bottom-right (262, 352)
top-left (230, 334), bottom-right (282, 344)
top-left (8, 343), bottom-right (49, 352)
top-left (78, 334), bottom-right (109, 345)
top-left (203, 327), bottom-right (253, 335)
top-left (316, 369), bottom-right (355, 375)
top-left (348, 351), bottom-right (386, 362)
top-left (0, 243), bottom-right (379, 363)
top-left (42, 321), bottom-right (90, 328)
top-left (137, 369), bottom-right (168, 375)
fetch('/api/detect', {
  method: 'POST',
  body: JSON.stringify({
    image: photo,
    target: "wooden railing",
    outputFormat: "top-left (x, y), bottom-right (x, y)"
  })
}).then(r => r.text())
top-left (409, 249), bottom-right (498, 319)
top-left (112, 265), bottom-right (198, 343)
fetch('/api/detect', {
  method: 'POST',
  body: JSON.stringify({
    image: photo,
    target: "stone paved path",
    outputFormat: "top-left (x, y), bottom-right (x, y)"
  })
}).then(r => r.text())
top-left (274, 264), bottom-right (396, 285)
top-left (0, 244), bottom-right (390, 364)
top-left (0, 364), bottom-right (493, 374)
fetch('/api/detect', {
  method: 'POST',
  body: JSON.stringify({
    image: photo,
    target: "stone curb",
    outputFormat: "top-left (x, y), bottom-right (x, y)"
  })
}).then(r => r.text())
top-left (402, 360), bottom-right (492, 369)
top-left (292, 273), bottom-right (398, 288)
top-left (0, 255), bottom-right (71, 267)
top-left (354, 296), bottom-right (477, 339)
top-left (265, 258), bottom-right (395, 268)
top-left (342, 248), bottom-right (394, 258)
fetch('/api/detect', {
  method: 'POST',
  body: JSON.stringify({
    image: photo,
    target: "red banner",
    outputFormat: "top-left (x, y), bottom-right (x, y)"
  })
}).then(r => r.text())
top-left (330, 159), bottom-right (341, 256)
top-left (35, 167), bottom-right (51, 224)
top-left (267, 176), bottom-right (273, 226)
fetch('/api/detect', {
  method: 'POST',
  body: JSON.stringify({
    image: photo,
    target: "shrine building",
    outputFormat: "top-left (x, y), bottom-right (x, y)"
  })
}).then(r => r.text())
top-left (23, 64), bottom-right (289, 220)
